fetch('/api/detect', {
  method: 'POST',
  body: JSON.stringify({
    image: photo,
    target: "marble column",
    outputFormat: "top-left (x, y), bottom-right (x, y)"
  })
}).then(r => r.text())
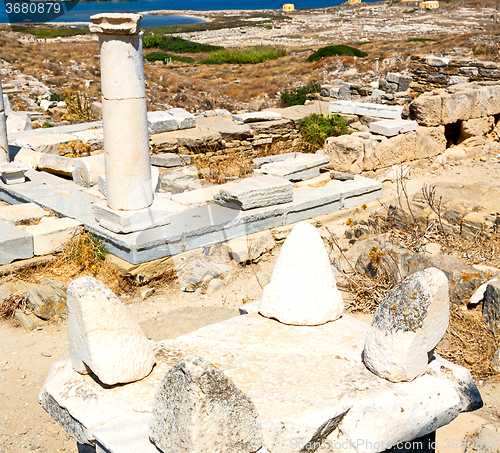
top-left (90, 13), bottom-right (151, 210)
top-left (0, 74), bottom-right (9, 163)
top-left (90, 13), bottom-right (169, 233)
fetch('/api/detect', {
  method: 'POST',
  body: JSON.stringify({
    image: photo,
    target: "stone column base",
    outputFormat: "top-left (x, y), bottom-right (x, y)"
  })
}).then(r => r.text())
top-left (0, 162), bottom-right (29, 184)
top-left (93, 199), bottom-right (170, 234)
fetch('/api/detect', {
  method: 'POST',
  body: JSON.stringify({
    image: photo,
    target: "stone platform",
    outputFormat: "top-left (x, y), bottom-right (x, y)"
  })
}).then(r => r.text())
top-left (0, 170), bottom-right (382, 264)
top-left (39, 313), bottom-right (482, 453)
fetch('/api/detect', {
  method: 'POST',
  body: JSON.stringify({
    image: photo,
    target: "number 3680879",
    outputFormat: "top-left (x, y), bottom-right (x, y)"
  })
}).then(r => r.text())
top-left (5, 2), bottom-right (62, 14)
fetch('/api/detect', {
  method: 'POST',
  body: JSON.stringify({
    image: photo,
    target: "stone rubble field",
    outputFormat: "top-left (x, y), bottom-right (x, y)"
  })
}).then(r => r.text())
top-left (1, 2), bottom-right (500, 452)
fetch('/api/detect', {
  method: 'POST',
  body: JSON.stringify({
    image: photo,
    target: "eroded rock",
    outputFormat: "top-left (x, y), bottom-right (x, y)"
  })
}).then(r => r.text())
top-left (149, 355), bottom-right (263, 453)
top-left (364, 267), bottom-right (449, 382)
top-left (66, 276), bottom-right (155, 385)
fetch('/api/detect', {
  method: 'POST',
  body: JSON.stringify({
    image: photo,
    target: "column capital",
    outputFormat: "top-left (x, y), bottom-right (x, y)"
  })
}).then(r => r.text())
top-left (90, 13), bottom-right (142, 35)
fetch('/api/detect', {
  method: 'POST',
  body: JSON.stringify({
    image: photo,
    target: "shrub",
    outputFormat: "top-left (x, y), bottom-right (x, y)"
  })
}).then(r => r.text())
top-left (61, 89), bottom-right (96, 123)
top-left (299, 113), bottom-right (350, 152)
top-left (142, 35), bottom-right (223, 53)
top-left (49, 93), bottom-right (62, 102)
top-left (306, 45), bottom-right (367, 62)
top-left (57, 139), bottom-right (91, 158)
top-left (406, 37), bottom-right (436, 42)
top-left (200, 46), bottom-right (286, 65)
top-left (280, 83), bottom-right (320, 107)
top-left (144, 52), bottom-right (194, 64)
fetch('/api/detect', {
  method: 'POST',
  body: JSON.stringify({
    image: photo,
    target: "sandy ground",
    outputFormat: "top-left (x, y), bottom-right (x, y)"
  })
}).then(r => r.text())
top-left (1, 154), bottom-right (500, 451)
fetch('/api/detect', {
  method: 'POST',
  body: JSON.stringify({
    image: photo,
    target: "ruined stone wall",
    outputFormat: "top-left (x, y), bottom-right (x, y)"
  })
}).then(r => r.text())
top-left (410, 55), bottom-right (500, 95)
top-left (324, 83), bottom-right (500, 176)
top-left (151, 119), bottom-right (304, 173)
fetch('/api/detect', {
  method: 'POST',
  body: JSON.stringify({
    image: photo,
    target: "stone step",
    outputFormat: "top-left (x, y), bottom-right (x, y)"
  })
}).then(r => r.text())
top-left (0, 202), bottom-right (49, 223)
top-left (254, 153), bottom-right (331, 181)
top-left (23, 217), bottom-right (83, 255)
top-left (213, 175), bottom-right (294, 210)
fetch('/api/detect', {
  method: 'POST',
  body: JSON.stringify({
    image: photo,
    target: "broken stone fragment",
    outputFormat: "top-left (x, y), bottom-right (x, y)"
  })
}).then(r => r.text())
top-left (66, 276), bottom-right (155, 385)
top-left (27, 285), bottom-right (67, 321)
top-left (259, 221), bottom-right (344, 325)
top-left (150, 355), bottom-right (263, 453)
top-left (363, 267), bottom-right (449, 382)
top-left (483, 280), bottom-right (500, 335)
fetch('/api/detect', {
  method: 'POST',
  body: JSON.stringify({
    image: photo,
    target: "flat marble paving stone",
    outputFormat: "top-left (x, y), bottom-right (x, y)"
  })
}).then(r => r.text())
top-left (40, 314), bottom-right (480, 453)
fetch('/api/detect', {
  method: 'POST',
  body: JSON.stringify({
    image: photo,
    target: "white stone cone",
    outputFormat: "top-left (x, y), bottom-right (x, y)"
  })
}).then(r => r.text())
top-left (259, 221), bottom-right (343, 325)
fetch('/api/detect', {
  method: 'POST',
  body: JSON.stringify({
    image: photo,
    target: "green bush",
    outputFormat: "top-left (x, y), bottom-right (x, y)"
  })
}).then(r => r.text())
top-left (200, 46), bottom-right (286, 65)
top-left (299, 113), bottom-right (350, 152)
top-left (280, 83), bottom-right (320, 107)
top-left (406, 37), bottom-right (436, 42)
top-left (306, 45), bottom-right (367, 62)
top-left (144, 52), bottom-right (194, 64)
top-left (142, 35), bottom-right (223, 53)
top-left (49, 93), bottom-right (62, 102)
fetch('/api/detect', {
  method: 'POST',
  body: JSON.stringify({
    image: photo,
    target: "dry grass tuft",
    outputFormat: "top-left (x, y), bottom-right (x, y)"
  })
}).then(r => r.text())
top-left (0, 293), bottom-right (29, 319)
top-left (437, 307), bottom-right (500, 380)
top-left (194, 152), bottom-right (254, 185)
top-left (16, 231), bottom-right (131, 294)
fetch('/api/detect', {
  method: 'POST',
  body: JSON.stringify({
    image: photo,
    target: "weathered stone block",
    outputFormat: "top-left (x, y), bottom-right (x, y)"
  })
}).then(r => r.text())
top-left (259, 222), bottom-right (343, 325)
top-left (93, 199), bottom-right (170, 234)
top-left (14, 133), bottom-right (80, 155)
top-left (167, 108), bottom-right (196, 130)
top-left (0, 219), bottom-right (33, 265)
top-left (213, 176), bottom-right (293, 210)
top-left (324, 134), bottom-right (365, 174)
top-left (370, 132), bottom-right (416, 170)
top-left (409, 95), bottom-right (442, 127)
top-left (0, 162), bottom-right (29, 184)
top-left (415, 125), bottom-right (446, 160)
top-left (6, 111), bottom-right (32, 134)
top-left (460, 117), bottom-right (491, 139)
top-left (149, 356), bottom-right (263, 453)
top-left (369, 119), bottom-right (418, 137)
top-left (397, 76), bottom-right (413, 92)
top-left (150, 153), bottom-right (191, 167)
top-left (147, 111), bottom-right (179, 134)
top-left (25, 217), bottom-right (83, 256)
top-left (0, 202), bottom-right (49, 223)
top-left (482, 85), bottom-right (500, 116)
top-left (27, 285), bottom-right (67, 320)
top-left (364, 268), bottom-right (449, 382)
top-left (449, 76), bottom-right (469, 85)
top-left (253, 153), bottom-right (330, 181)
top-left (386, 72), bottom-right (400, 84)
top-left (426, 56), bottom-right (451, 67)
top-left (67, 276), bottom-right (156, 385)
